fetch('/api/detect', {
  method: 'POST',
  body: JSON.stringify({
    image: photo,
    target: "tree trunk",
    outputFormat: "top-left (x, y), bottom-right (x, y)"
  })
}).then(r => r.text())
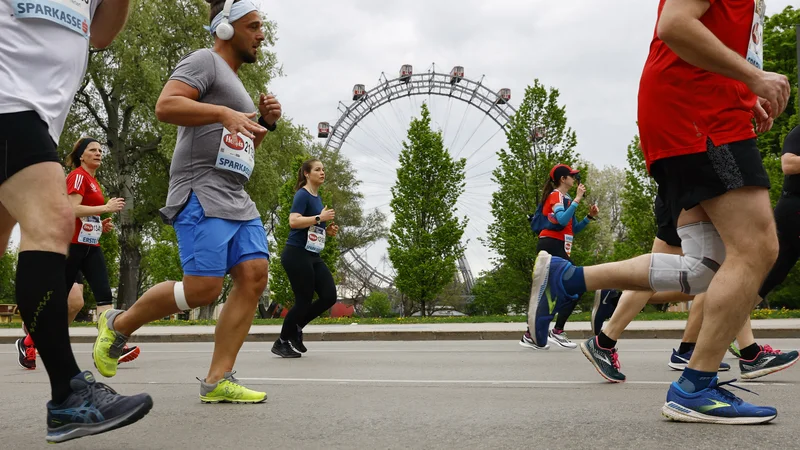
top-left (198, 303), bottom-right (216, 320)
top-left (420, 299), bottom-right (426, 317)
top-left (115, 155), bottom-right (141, 310)
top-left (117, 221), bottom-right (141, 310)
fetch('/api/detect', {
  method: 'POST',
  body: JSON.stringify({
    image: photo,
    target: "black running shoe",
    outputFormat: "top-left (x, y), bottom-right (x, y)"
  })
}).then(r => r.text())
top-left (16, 337), bottom-right (36, 370)
top-left (271, 339), bottom-right (301, 358)
top-left (46, 371), bottom-right (153, 444)
top-left (740, 345), bottom-right (799, 380)
top-left (580, 336), bottom-right (625, 383)
top-left (591, 290), bottom-right (620, 336)
top-left (291, 326), bottom-right (307, 353)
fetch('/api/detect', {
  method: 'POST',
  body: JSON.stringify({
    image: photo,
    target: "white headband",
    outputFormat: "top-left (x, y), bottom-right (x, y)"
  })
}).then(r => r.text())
top-left (204, 0), bottom-right (259, 35)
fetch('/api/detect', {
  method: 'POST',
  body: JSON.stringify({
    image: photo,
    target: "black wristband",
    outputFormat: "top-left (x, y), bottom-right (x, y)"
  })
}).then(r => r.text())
top-left (588, 215), bottom-right (597, 221)
top-left (258, 116), bottom-right (277, 131)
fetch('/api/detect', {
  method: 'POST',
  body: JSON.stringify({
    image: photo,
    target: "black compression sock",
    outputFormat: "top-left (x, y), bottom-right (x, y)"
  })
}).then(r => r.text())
top-left (740, 343), bottom-right (761, 361)
top-left (16, 251), bottom-right (81, 404)
top-left (678, 342), bottom-right (696, 355)
top-left (597, 332), bottom-right (617, 350)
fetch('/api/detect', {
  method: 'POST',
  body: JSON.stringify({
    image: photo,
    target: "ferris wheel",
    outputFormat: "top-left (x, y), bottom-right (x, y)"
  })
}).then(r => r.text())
top-left (317, 63), bottom-right (519, 299)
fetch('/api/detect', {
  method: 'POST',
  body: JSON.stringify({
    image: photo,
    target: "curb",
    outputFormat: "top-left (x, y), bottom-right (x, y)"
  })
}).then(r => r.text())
top-left (3, 328), bottom-right (796, 344)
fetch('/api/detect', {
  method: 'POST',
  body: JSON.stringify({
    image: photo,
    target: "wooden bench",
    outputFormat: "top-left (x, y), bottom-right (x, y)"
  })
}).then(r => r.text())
top-left (0, 304), bottom-right (17, 324)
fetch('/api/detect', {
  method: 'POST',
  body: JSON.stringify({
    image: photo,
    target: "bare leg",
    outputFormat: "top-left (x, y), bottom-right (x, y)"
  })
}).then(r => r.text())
top-left (67, 283), bottom-right (84, 323)
top-left (689, 187), bottom-right (777, 372)
top-left (206, 259), bottom-right (267, 383)
top-left (113, 276), bottom-right (223, 337)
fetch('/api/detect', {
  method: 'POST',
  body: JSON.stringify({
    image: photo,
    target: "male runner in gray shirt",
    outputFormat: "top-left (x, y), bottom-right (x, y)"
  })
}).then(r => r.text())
top-left (92, 0), bottom-right (281, 404)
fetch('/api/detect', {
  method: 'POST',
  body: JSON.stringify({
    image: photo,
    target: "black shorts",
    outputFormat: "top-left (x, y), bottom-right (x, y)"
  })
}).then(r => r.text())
top-left (0, 111), bottom-right (60, 185)
top-left (74, 270), bottom-right (85, 285)
top-left (650, 138), bottom-right (770, 227)
top-left (654, 195), bottom-right (681, 247)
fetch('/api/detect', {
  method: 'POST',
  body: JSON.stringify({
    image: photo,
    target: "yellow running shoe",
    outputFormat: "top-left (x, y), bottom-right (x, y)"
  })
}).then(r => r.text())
top-left (199, 372), bottom-right (267, 404)
top-left (93, 309), bottom-right (127, 378)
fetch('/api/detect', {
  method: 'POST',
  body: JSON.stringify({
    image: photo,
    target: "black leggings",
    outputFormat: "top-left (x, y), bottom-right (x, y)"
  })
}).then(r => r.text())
top-left (759, 195), bottom-right (800, 299)
top-left (537, 237), bottom-right (575, 330)
top-left (280, 244), bottom-right (337, 340)
top-left (64, 243), bottom-right (113, 307)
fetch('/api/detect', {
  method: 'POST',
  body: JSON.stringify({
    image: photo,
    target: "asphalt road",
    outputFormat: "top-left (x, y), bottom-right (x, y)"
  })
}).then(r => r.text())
top-left (2, 339), bottom-right (799, 449)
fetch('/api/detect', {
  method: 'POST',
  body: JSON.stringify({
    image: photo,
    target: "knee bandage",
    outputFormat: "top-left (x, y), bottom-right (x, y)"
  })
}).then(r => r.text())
top-left (649, 222), bottom-right (725, 295)
top-left (174, 281), bottom-right (191, 311)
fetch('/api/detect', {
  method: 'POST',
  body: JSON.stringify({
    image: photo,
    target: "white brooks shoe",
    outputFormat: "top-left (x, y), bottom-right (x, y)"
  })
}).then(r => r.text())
top-left (548, 329), bottom-right (577, 349)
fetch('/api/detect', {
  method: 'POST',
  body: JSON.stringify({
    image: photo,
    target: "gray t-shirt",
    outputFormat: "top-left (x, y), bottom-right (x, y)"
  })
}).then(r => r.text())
top-left (159, 49), bottom-right (260, 223)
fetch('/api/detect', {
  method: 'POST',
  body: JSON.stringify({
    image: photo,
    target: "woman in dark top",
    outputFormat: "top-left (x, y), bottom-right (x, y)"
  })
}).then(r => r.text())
top-left (272, 158), bottom-right (339, 358)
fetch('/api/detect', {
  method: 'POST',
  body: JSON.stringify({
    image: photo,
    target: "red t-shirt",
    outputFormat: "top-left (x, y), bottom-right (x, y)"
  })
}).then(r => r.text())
top-left (638, 0), bottom-right (758, 170)
top-left (539, 191), bottom-right (573, 241)
top-left (66, 167), bottom-right (105, 246)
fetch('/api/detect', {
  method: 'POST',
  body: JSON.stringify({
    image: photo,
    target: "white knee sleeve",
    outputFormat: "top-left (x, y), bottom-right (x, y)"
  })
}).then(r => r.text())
top-left (174, 281), bottom-right (191, 311)
top-left (649, 222), bottom-right (725, 295)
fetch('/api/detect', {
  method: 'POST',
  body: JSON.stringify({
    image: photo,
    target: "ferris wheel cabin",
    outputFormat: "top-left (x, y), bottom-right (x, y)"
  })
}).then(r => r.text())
top-left (318, 122), bottom-right (330, 139)
top-left (530, 126), bottom-right (545, 143)
top-left (352, 84), bottom-right (366, 101)
top-left (450, 66), bottom-right (464, 84)
top-left (399, 64), bottom-right (413, 82)
top-left (496, 88), bottom-right (511, 105)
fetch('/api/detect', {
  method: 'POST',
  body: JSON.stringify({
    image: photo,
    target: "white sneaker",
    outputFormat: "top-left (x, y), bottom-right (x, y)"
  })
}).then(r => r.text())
top-left (519, 331), bottom-right (549, 350)
top-left (548, 329), bottom-right (577, 349)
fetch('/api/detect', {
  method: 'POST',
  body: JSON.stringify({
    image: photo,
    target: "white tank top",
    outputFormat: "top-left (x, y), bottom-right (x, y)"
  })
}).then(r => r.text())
top-left (0, 0), bottom-right (102, 144)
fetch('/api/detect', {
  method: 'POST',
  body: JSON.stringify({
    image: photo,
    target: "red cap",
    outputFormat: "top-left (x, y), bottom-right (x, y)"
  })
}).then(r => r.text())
top-left (550, 164), bottom-right (580, 181)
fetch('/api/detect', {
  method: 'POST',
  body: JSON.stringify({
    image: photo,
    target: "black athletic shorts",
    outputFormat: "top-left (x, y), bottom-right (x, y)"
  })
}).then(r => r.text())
top-left (75, 270), bottom-right (85, 285)
top-left (654, 195), bottom-right (681, 247)
top-left (0, 111), bottom-right (61, 184)
top-left (650, 138), bottom-right (770, 228)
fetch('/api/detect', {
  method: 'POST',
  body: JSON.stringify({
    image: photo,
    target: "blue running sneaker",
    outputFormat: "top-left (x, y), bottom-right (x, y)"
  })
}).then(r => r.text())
top-left (527, 251), bottom-right (578, 348)
top-left (662, 377), bottom-right (777, 424)
top-left (668, 348), bottom-right (730, 372)
top-left (591, 289), bottom-right (620, 336)
top-left (46, 371), bottom-right (153, 443)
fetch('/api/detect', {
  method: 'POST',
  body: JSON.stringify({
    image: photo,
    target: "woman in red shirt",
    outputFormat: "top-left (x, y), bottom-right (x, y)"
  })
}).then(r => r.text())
top-left (520, 164), bottom-right (598, 350)
top-left (15, 138), bottom-right (139, 370)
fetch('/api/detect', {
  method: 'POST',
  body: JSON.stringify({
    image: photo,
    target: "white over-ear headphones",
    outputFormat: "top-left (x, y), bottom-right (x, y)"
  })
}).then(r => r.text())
top-left (215, 0), bottom-right (236, 40)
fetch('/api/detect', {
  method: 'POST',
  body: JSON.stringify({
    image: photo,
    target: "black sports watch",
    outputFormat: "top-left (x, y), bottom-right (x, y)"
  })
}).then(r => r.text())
top-left (258, 116), bottom-right (278, 131)
top-left (315, 215), bottom-right (321, 224)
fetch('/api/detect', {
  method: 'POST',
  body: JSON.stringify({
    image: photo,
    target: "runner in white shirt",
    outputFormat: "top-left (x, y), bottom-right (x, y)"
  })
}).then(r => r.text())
top-left (0, 0), bottom-right (152, 443)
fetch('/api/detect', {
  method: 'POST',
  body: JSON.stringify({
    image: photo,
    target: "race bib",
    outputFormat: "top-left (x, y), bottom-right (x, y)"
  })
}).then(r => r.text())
top-left (305, 225), bottom-right (326, 253)
top-left (564, 234), bottom-right (574, 257)
top-left (13, 0), bottom-right (92, 39)
top-left (746, 0), bottom-right (765, 69)
top-left (216, 128), bottom-right (255, 179)
top-left (77, 215), bottom-right (102, 245)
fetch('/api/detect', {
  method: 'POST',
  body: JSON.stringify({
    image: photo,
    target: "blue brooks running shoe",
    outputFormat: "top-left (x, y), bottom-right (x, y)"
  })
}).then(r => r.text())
top-left (662, 377), bottom-right (777, 424)
top-left (668, 348), bottom-right (730, 372)
top-left (527, 251), bottom-right (579, 348)
top-left (46, 371), bottom-right (153, 443)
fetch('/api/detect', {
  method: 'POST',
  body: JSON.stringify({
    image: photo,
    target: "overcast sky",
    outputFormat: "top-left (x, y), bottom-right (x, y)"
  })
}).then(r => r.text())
top-left (263, 0), bottom-right (796, 279)
top-left (10, 1), bottom-right (795, 285)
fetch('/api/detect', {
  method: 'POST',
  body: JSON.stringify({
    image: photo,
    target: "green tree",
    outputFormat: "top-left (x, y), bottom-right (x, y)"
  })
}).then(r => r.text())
top-left (59, 0), bottom-right (280, 309)
top-left (484, 80), bottom-right (580, 312)
top-left (363, 291), bottom-right (392, 318)
top-left (758, 6), bottom-right (799, 157)
top-left (270, 155), bottom-right (340, 308)
top-left (388, 103), bottom-right (467, 316)
top-left (614, 136), bottom-right (658, 261)
top-left (0, 247), bottom-right (17, 304)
